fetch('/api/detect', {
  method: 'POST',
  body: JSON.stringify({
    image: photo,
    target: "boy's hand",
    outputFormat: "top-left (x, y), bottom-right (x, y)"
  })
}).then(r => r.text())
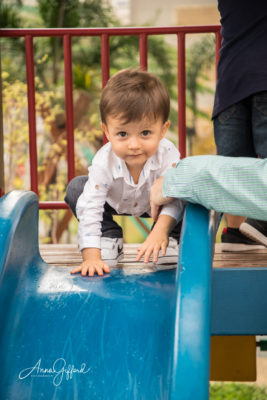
top-left (136, 229), bottom-right (169, 264)
top-left (136, 214), bottom-right (177, 263)
top-left (71, 248), bottom-right (110, 277)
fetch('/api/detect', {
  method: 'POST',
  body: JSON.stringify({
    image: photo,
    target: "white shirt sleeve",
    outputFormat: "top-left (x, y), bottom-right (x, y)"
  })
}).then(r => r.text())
top-left (157, 140), bottom-right (185, 222)
top-left (76, 161), bottom-right (113, 251)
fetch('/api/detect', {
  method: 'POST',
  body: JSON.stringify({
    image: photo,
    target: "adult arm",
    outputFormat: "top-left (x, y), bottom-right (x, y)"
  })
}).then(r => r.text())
top-left (151, 155), bottom-right (267, 221)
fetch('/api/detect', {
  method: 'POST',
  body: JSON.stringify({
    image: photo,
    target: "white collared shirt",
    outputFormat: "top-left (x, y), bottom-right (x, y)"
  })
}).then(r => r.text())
top-left (76, 138), bottom-right (184, 250)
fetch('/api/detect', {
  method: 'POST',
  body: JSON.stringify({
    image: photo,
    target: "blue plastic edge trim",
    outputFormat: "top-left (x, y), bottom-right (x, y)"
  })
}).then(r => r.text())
top-left (170, 203), bottom-right (214, 400)
top-left (0, 190), bottom-right (40, 278)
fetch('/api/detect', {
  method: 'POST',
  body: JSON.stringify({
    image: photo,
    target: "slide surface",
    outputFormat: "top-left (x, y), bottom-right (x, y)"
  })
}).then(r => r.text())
top-left (0, 191), bottom-right (213, 400)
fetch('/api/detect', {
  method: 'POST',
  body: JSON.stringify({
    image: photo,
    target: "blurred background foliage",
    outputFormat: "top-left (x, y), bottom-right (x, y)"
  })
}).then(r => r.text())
top-left (1, 0), bottom-right (216, 243)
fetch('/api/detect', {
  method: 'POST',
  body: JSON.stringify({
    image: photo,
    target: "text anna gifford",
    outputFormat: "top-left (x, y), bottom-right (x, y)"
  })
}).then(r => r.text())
top-left (18, 358), bottom-right (90, 386)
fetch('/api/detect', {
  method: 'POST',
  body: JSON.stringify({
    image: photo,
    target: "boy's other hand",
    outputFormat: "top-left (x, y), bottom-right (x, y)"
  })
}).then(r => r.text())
top-left (136, 230), bottom-right (168, 264)
top-left (71, 247), bottom-right (110, 276)
top-left (71, 259), bottom-right (110, 277)
top-left (136, 214), bottom-right (177, 264)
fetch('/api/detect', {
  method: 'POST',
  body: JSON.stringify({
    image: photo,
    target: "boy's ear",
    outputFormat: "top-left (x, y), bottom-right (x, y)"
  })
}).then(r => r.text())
top-left (160, 120), bottom-right (170, 138)
top-left (101, 122), bottom-right (110, 140)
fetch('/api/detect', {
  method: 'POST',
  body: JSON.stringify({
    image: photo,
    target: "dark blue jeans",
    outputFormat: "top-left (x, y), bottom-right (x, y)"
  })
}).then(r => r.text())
top-left (214, 91), bottom-right (267, 158)
top-left (65, 176), bottom-right (182, 241)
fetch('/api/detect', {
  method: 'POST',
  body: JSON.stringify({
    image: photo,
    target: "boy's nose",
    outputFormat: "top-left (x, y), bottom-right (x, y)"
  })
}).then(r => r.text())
top-left (128, 137), bottom-right (141, 150)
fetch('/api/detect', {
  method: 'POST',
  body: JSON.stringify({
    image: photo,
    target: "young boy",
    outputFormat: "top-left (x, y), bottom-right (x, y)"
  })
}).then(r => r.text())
top-left (65, 69), bottom-right (184, 276)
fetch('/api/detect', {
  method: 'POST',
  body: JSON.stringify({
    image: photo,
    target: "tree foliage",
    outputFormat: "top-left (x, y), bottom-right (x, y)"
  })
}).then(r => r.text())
top-left (1, 1), bottom-right (217, 241)
top-left (0, 0), bottom-right (22, 28)
top-left (210, 383), bottom-right (267, 400)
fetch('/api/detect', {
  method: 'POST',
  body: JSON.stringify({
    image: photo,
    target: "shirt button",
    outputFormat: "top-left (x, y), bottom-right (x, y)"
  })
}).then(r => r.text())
top-left (134, 202), bottom-right (138, 207)
top-left (172, 163), bottom-right (176, 167)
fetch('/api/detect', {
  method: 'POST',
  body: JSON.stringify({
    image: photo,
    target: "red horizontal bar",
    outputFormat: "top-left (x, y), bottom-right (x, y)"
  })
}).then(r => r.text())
top-left (39, 201), bottom-right (69, 209)
top-left (0, 25), bottom-right (221, 38)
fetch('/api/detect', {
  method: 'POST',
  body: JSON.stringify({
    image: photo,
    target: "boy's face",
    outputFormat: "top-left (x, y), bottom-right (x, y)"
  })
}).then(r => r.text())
top-left (101, 115), bottom-right (170, 172)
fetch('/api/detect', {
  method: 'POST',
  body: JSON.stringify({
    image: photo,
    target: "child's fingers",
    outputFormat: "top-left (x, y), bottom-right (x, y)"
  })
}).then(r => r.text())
top-left (161, 242), bottom-right (167, 256)
top-left (81, 265), bottom-right (91, 276)
top-left (95, 265), bottom-right (104, 276)
top-left (71, 261), bottom-right (110, 277)
top-left (152, 244), bottom-right (161, 263)
top-left (136, 245), bottom-right (152, 262)
top-left (70, 266), bottom-right (82, 274)
top-left (135, 248), bottom-right (144, 261)
top-left (88, 265), bottom-right (96, 277)
top-left (102, 263), bottom-right (110, 274)
top-left (136, 246), bottom-right (146, 261)
top-left (143, 246), bottom-right (154, 263)
top-left (95, 263), bottom-right (110, 275)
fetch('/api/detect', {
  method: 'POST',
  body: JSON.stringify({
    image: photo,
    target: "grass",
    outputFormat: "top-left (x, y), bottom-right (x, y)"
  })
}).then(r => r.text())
top-left (210, 383), bottom-right (267, 400)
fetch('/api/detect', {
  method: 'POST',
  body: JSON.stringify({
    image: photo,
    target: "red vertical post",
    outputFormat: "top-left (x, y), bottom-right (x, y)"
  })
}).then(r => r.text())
top-left (101, 34), bottom-right (110, 88)
top-left (63, 34), bottom-right (75, 181)
top-left (139, 33), bottom-right (148, 70)
top-left (101, 34), bottom-right (110, 144)
top-left (215, 30), bottom-right (222, 75)
top-left (0, 43), bottom-right (5, 196)
top-left (177, 33), bottom-right (186, 159)
top-left (25, 35), bottom-right (38, 194)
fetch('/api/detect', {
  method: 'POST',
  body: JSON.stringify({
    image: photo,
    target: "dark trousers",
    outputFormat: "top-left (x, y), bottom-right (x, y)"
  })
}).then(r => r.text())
top-left (65, 176), bottom-right (182, 241)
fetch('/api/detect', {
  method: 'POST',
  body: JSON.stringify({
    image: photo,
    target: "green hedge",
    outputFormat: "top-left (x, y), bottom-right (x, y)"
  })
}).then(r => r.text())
top-left (210, 384), bottom-right (267, 400)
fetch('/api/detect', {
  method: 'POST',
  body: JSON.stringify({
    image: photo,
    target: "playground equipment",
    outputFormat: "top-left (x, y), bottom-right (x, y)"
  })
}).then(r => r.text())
top-left (1, 26), bottom-right (267, 399)
top-left (1, 190), bottom-right (267, 399)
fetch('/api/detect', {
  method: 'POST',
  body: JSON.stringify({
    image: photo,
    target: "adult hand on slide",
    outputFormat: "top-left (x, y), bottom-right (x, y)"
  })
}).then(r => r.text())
top-left (150, 177), bottom-right (173, 220)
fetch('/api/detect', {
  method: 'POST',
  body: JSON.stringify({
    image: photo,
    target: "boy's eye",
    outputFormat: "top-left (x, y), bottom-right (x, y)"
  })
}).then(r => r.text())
top-left (141, 130), bottom-right (151, 137)
top-left (118, 131), bottom-right (127, 137)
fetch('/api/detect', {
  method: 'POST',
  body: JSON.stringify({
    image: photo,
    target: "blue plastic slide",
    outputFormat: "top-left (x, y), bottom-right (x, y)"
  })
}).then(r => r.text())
top-left (0, 191), bottom-right (214, 400)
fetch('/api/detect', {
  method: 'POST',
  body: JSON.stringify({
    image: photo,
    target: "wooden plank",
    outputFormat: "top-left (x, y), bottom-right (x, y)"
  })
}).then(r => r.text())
top-left (39, 243), bottom-right (267, 269)
top-left (39, 243), bottom-right (177, 272)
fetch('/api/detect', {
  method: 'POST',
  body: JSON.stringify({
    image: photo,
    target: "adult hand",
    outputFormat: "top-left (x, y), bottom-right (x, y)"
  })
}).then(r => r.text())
top-left (150, 177), bottom-right (173, 220)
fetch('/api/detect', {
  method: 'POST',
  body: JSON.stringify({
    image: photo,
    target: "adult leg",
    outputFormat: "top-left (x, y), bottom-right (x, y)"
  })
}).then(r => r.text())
top-left (213, 98), bottom-right (261, 250)
top-left (240, 91), bottom-right (267, 246)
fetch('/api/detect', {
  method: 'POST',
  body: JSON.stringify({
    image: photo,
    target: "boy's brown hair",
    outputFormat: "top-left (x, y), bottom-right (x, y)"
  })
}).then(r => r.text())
top-left (100, 69), bottom-right (170, 124)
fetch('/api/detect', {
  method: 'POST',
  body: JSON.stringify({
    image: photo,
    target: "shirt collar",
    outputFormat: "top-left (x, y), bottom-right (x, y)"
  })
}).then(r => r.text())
top-left (110, 147), bottom-right (161, 185)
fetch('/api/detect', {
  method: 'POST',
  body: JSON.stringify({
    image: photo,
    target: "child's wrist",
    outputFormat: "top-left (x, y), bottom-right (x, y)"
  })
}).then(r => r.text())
top-left (152, 216), bottom-right (176, 238)
top-left (82, 247), bottom-right (102, 261)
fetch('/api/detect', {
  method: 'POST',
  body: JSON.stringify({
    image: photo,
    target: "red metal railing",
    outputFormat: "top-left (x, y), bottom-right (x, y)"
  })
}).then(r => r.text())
top-left (0, 26), bottom-right (221, 209)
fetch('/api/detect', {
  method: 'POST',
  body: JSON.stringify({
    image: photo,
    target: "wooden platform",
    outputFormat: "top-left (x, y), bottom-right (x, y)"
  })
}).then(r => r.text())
top-left (39, 243), bottom-right (267, 270)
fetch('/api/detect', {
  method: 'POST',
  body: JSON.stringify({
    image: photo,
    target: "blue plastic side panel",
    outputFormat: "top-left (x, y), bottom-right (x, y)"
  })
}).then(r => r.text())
top-left (211, 267), bottom-right (267, 335)
top-left (1, 268), bottom-right (178, 400)
top-left (0, 191), bottom-right (179, 400)
top-left (170, 204), bottom-right (214, 400)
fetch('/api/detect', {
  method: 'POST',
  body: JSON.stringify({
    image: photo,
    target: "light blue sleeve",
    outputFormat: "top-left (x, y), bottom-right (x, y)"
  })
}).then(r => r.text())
top-left (163, 155), bottom-right (267, 221)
